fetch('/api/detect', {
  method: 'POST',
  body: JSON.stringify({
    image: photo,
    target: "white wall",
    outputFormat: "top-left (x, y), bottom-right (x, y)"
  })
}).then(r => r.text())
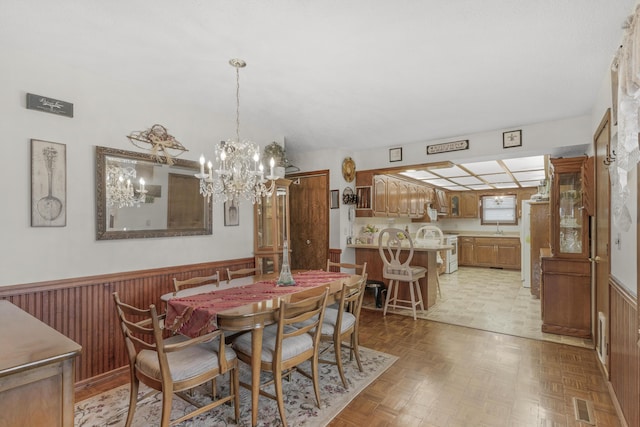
top-left (0, 51), bottom-right (281, 286)
top-left (352, 115), bottom-right (593, 172)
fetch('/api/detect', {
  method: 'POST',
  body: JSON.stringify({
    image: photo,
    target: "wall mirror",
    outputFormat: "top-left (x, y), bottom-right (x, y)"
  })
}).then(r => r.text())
top-left (95, 146), bottom-right (212, 240)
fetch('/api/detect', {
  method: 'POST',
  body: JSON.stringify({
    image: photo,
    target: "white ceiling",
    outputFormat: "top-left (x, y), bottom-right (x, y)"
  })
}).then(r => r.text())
top-left (1, 1), bottom-right (635, 158)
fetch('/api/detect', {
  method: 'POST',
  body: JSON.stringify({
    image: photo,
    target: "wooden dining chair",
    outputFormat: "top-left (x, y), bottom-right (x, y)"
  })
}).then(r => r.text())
top-left (113, 292), bottom-right (240, 427)
top-left (325, 259), bottom-right (367, 278)
top-left (232, 289), bottom-right (329, 427)
top-left (173, 272), bottom-right (220, 295)
top-left (226, 266), bottom-right (261, 282)
top-left (379, 227), bottom-right (426, 320)
top-left (325, 260), bottom-right (382, 307)
top-left (317, 275), bottom-right (367, 388)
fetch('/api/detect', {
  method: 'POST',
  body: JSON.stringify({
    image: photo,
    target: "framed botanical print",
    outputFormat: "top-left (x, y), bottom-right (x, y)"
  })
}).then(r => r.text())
top-left (389, 147), bottom-right (402, 162)
top-left (31, 139), bottom-right (66, 227)
top-left (330, 190), bottom-right (340, 209)
top-left (224, 200), bottom-right (239, 226)
top-left (503, 130), bottom-right (522, 148)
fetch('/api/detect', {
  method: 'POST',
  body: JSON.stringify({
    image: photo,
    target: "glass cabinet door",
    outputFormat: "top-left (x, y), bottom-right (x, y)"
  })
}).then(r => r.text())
top-left (255, 195), bottom-right (270, 250)
top-left (450, 194), bottom-right (460, 217)
top-left (558, 171), bottom-right (582, 254)
top-left (550, 157), bottom-right (589, 258)
top-left (254, 179), bottom-right (291, 274)
top-left (275, 185), bottom-right (288, 249)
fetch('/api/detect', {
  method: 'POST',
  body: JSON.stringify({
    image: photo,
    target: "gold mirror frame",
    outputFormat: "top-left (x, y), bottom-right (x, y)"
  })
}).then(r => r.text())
top-left (95, 146), bottom-right (212, 240)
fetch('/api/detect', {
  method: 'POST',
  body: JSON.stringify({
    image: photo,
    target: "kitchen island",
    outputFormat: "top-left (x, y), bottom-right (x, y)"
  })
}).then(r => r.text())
top-left (347, 242), bottom-right (452, 309)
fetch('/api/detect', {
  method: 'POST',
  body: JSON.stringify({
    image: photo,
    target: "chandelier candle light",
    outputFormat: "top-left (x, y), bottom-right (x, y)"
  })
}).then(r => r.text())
top-left (106, 165), bottom-right (147, 209)
top-left (196, 59), bottom-right (277, 204)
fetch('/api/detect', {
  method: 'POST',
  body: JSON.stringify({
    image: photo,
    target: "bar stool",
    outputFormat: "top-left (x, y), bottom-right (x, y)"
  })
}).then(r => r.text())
top-left (378, 228), bottom-right (426, 320)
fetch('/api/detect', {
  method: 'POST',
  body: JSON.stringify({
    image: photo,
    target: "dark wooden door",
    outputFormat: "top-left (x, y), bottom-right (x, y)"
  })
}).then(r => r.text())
top-left (594, 109), bottom-right (611, 370)
top-left (288, 171), bottom-right (329, 270)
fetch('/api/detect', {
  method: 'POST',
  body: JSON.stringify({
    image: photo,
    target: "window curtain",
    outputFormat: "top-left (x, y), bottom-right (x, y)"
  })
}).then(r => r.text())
top-left (611, 6), bottom-right (640, 231)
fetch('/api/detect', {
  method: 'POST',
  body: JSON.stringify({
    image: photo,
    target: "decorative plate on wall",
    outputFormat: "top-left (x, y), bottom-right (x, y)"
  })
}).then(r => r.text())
top-left (342, 157), bottom-right (356, 182)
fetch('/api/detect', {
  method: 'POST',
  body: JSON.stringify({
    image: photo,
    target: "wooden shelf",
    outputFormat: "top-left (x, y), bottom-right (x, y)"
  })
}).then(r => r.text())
top-left (355, 186), bottom-right (371, 209)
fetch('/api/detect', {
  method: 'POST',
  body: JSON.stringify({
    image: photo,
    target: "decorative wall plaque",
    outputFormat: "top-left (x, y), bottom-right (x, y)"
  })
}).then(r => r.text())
top-left (26, 93), bottom-right (74, 118)
top-left (426, 140), bottom-right (469, 155)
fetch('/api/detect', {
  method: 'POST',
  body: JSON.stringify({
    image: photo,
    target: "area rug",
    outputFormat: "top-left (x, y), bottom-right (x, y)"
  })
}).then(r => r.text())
top-left (363, 266), bottom-right (592, 348)
top-left (75, 346), bottom-right (396, 426)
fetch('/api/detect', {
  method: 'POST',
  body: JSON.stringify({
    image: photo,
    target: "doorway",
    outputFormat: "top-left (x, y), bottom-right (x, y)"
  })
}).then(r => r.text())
top-left (287, 170), bottom-right (329, 270)
top-left (593, 109), bottom-right (611, 371)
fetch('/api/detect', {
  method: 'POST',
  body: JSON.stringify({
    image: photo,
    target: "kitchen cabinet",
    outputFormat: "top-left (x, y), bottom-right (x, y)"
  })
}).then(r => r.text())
top-left (434, 189), bottom-right (449, 215)
top-left (450, 192), bottom-right (478, 218)
top-left (459, 236), bottom-right (521, 269)
top-left (370, 175), bottom-right (435, 218)
top-left (458, 236), bottom-right (474, 266)
top-left (373, 175), bottom-right (388, 216)
top-left (410, 184), bottom-right (425, 217)
top-left (411, 186), bottom-right (436, 222)
top-left (541, 257), bottom-right (591, 338)
top-left (387, 178), bottom-right (401, 215)
top-left (254, 179), bottom-right (291, 274)
top-left (540, 156), bottom-right (593, 338)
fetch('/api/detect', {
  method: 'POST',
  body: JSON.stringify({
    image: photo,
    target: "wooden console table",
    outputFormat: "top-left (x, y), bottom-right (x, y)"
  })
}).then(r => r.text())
top-left (0, 300), bottom-right (81, 427)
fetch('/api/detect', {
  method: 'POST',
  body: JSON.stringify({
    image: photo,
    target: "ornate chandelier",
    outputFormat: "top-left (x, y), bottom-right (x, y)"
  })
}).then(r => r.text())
top-left (106, 164), bottom-right (147, 209)
top-left (196, 59), bottom-right (276, 204)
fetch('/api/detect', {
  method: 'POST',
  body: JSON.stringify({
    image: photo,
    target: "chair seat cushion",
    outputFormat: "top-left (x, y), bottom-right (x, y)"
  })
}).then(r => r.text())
top-left (384, 265), bottom-right (426, 280)
top-left (294, 309), bottom-right (356, 336)
top-left (233, 324), bottom-right (313, 364)
top-left (136, 334), bottom-right (236, 382)
top-left (321, 308), bottom-right (356, 335)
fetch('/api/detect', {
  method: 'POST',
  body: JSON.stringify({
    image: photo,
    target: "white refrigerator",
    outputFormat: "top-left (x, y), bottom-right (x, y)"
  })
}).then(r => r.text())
top-left (520, 200), bottom-right (531, 288)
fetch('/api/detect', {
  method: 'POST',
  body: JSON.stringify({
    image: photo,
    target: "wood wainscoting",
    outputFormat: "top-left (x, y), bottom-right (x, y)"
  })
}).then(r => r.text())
top-left (609, 277), bottom-right (639, 427)
top-left (0, 258), bottom-right (255, 386)
top-left (327, 248), bottom-right (341, 271)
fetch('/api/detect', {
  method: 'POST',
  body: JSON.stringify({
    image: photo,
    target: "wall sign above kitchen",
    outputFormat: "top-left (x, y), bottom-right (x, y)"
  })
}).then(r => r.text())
top-left (426, 139), bottom-right (469, 155)
top-left (26, 93), bottom-right (74, 118)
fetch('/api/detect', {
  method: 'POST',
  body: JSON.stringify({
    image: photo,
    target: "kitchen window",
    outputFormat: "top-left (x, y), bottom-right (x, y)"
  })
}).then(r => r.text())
top-left (480, 194), bottom-right (517, 225)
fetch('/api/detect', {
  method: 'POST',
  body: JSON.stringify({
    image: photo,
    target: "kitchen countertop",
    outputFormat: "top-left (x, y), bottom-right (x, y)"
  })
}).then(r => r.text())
top-left (347, 243), bottom-right (453, 250)
top-left (441, 231), bottom-right (520, 238)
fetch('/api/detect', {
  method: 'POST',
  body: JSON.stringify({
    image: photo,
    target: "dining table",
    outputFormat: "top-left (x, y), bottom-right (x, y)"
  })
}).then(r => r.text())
top-left (162, 270), bottom-right (361, 427)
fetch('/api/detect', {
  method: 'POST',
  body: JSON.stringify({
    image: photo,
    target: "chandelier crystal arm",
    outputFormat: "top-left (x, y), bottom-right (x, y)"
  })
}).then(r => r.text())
top-left (106, 165), bottom-right (147, 208)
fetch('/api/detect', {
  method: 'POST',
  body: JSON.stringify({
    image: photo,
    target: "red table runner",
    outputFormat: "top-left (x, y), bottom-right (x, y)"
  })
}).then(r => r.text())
top-left (165, 270), bottom-right (350, 337)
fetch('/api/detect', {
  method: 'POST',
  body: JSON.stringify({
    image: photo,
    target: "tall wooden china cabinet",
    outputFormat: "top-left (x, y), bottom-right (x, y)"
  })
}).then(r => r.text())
top-left (541, 157), bottom-right (593, 338)
top-left (254, 179), bottom-right (291, 274)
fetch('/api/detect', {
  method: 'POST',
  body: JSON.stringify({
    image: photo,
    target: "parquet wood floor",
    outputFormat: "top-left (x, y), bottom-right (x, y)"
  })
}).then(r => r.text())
top-left (330, 310), bottom-right (621, 426)
top-left (77, 310), bottom-right (621, 426)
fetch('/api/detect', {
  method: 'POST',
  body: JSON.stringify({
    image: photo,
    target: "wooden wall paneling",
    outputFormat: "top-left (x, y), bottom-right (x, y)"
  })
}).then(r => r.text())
top-left (609, 278), bottom-right (639, 427)
top-left (328, 248), bottom-right (342, 271)
top-left (0, 258), bottom-right (255, 385)
top-left (529, 202), bottom-right (550, 298)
